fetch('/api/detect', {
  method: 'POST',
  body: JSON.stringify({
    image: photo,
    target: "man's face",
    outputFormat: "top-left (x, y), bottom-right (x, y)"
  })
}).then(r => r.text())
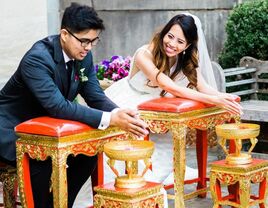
top-left (60, 28), bottom-right (100, 61)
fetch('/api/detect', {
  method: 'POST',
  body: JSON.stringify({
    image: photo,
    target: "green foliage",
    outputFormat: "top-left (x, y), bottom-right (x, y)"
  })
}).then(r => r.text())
top-left (219, 0), bottom-right (268, 68)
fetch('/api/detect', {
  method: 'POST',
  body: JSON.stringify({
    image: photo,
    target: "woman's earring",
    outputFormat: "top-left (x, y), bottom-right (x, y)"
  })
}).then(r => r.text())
top-left (183, 50), bottom-right (186, 55)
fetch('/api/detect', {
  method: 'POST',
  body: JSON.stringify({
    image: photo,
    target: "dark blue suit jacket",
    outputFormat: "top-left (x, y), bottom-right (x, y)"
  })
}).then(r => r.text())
top-left (0, 35), bottom-right (117, 161)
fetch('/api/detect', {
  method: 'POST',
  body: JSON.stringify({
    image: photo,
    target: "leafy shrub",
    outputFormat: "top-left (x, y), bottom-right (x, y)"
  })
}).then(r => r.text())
top-left (218, 0), bottom-right (268, 68)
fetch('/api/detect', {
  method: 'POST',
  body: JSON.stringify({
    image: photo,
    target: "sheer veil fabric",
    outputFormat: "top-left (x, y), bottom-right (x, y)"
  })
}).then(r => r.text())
top-left (183, 13), bottom-right (218, 89)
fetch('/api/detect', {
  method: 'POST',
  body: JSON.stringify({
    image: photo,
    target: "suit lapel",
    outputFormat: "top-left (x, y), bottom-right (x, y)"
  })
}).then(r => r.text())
top-left (52, 36), bottom-right (72, 97)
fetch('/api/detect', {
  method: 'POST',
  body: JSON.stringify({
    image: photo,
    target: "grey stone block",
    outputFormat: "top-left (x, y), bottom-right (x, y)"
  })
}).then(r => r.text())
top-left (93, 0), bottom-right (237, 10)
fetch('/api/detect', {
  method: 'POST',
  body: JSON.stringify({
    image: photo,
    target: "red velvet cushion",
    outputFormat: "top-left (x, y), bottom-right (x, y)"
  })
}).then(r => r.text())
top-left (137, 97), bottom-right (214, 113)
top-left (15, 116), bottom-right (93, 137)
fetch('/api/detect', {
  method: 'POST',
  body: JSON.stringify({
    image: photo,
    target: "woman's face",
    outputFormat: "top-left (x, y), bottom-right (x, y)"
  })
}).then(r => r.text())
top-left (162, 24), bottom-right (188, 58)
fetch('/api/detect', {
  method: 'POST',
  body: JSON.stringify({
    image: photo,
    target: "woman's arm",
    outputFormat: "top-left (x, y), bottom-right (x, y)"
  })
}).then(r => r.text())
top-left (196, 69), bottom-right (240, 101)
top-left (134, 51), bottom-right (242, 114)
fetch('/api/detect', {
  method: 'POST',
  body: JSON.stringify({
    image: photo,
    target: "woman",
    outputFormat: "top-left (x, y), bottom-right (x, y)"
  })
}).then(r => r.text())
top-left (105, 14), bottom-right (242, 114)
top-left (74, 13), bottom-right (242, 207)
top-left (103, 13), bottom-right (242, 183)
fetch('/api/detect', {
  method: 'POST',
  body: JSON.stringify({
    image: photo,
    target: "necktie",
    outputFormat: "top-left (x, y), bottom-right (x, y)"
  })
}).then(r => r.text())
top-left (66, 60), bottom-right (74, 79)
top-left (66, 60), bottom-right (74, 90)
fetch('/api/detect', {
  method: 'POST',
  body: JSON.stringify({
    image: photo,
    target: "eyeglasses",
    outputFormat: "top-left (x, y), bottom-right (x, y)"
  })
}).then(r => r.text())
top-left (66, 29), bottom-right (100, 47)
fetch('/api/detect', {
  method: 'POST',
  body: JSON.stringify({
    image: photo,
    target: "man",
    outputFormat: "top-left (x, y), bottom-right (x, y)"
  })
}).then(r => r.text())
top-left (0, 3), bottom-right (148, 207)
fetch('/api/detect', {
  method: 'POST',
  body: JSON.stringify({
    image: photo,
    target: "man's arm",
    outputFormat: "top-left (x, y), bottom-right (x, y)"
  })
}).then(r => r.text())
top-left (20, 53), bottom-right (106, 128)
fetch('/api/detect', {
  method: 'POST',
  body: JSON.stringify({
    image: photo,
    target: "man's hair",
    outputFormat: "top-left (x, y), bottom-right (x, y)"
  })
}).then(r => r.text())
top-left (61, 3), bottom-right (105, 33)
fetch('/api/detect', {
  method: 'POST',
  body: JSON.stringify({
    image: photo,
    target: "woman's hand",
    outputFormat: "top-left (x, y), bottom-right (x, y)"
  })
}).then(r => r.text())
top-left (110, 108), bottom-right (149, 138)
top-left (219, 92), bottom-right (240, 102)
top-left (212, 94), bottom-right (243, 115)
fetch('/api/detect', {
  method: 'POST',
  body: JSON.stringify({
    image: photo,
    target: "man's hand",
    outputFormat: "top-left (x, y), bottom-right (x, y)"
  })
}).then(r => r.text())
top-left (110, 109), bottom-right (149, 138)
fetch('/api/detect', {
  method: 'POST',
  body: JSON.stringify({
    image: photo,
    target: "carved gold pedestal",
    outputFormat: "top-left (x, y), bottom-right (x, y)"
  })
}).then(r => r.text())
top-left (94, 182), bottom-right (164, 208)
top-left (210, 159), bottom-right (268, 208)
top-left (216, 123), bottom-right (260, 165)
top-left (104, 140), bottom-right (154, 189)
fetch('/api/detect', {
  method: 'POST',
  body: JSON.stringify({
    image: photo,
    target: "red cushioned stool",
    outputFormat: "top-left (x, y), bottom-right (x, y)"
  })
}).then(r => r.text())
top-left (137, 97), bottom-right (239, 208)
top-left (15, 116), bottom-right (127, 208)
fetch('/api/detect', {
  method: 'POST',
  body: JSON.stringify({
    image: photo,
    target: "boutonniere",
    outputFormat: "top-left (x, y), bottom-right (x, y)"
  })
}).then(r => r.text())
top-left (79, 68), bottom-right (88, 82)
top-left (75, 67), bottom-right (88, 82)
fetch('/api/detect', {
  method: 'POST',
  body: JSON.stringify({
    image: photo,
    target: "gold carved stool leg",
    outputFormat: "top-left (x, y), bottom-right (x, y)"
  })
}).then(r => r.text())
top-left (0, 163), bottom-right (19, 208)
top-left (171, 123), bottom-right (187, 208)
top-left (239, 178), bottom-right (251, 208)
top-left (210, 171), bottom-right (220, 208)
top-left (51, 150), bottom-right (68, 208)
top-left (3, 172), bottom-right (18, 208)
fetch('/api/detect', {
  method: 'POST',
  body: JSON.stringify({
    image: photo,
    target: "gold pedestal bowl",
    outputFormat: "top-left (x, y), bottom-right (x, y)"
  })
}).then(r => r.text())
top-left (104, 140), bottom-right (154, 188)
top-left (216, 123), bottom-right (260, 165)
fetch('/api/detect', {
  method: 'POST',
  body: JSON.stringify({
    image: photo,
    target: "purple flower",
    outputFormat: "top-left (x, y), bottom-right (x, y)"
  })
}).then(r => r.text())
top-left (95, 55), bottom-right (131, 81)
top-left (101, 60), bottom-right (110, 68)
top-left (111, 55), bottom-right (119, 61)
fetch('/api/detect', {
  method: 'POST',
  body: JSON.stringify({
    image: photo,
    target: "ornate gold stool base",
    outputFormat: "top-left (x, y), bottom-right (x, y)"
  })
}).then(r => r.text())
top-left (226, 153), bottom-right (252, 165)
top-left (115, 174), bottom-right (146, 189)
top-left (94, 182), bottom-right (164, 208)
top-left (210, 159), bottom-right (268, 208)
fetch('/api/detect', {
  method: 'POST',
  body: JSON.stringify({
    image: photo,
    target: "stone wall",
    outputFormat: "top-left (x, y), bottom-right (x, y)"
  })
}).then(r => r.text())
top-left (0, 0), bottom-right (47, 88)
top-left (60, 0), bottom-right (241, 63)
top-left (0, 0), bottom-right (244, 89)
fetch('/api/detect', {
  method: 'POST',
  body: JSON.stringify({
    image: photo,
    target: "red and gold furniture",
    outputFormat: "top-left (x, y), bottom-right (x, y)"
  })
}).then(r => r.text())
top-left (15, 116), bottom-right (127, 208)
top-left (210, 159), bottom-right (268, 208)
top-left (94, 182), bottom-right (164, 208)
top-left (137, 97), bottom-right (239, 208)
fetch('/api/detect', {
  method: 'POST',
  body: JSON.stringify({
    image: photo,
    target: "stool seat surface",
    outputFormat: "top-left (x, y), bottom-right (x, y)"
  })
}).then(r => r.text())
top-left (15, 116), bottom-right (93, 137)
top-left (211, 159), bottom-right (268, 172)
top-left (137, 97), bottom-right (214, 113)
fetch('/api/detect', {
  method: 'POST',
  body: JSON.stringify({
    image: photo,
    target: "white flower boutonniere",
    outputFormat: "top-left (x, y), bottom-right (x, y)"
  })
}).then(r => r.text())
top-left (76, 68), bottom-right (88, 82)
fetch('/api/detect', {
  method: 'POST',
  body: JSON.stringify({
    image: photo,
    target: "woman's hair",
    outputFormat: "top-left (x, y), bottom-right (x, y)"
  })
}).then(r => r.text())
top-left (61, 3), bottom-right (105, 33)
top-left (150, 14), bottom-right (199, 96)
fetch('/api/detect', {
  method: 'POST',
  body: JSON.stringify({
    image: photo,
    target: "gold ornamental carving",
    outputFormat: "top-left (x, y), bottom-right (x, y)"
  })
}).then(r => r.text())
top-left (104, 140), bottom-right (154, 189)
top-left (94, 194), bottom-right (164, 208)
top-left (216, 123), bottom-right (260, 165)
top-left (143, 120), bottom-right (170, 134)
top-left (16, 127), bottom-right (128, 208)
top-left (170, 123), bottom-right (187, 208)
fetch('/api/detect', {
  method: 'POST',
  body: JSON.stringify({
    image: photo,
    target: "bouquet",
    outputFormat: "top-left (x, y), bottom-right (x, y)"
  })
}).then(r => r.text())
top-left (95, 55), bottom-right (131, 82)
